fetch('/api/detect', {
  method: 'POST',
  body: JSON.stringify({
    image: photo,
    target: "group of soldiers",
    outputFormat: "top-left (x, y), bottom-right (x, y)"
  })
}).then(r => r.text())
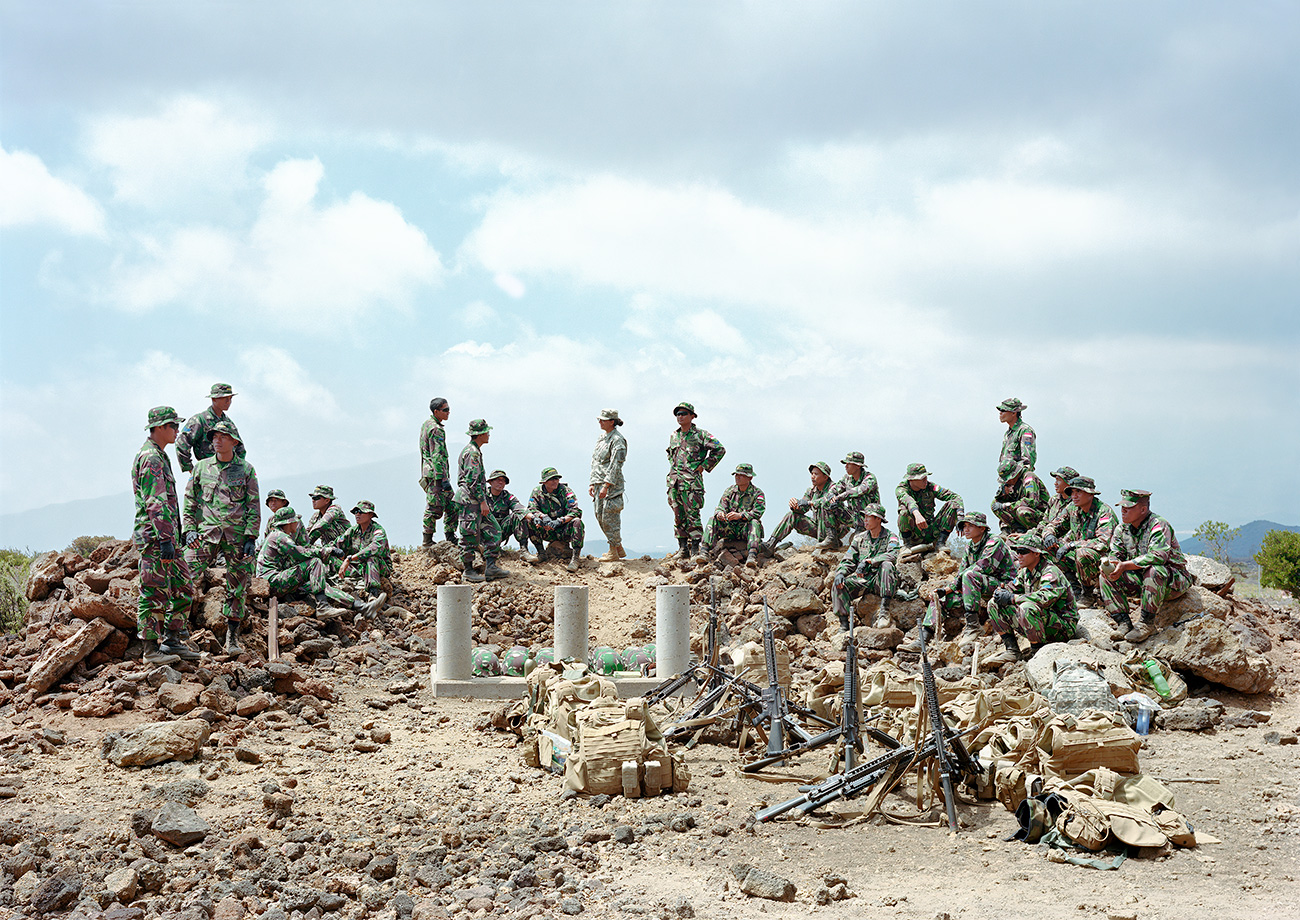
top-left (131, 385), bottom-right (390, 664)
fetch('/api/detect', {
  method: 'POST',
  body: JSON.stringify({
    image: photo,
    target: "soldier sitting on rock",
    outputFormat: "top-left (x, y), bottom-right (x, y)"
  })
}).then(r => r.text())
top-left (1036, 466), bottom-right (1080, 541)
top-left (819, 452), bottom-right (880, 546)
top-left (983, 531), bottom-right (1078, 667)
top-left (262, 490), bottom-right (304, 546)
top-left (831, 503), bottom-right (902, 631)
top-left (1099, 489), bottom-right (1192, 643)
top-left (1052, 476), bottom-right (1118, 601)
top-left (257, 506), bottom-right (383, 622)
top-left (703, 463), bottom-right (766, 567)
top-left (487, 470), bottom-right (529, 551)
top-left (305, 484), bottom-right (351, 562)
top-left (765, 461), bottom-right (836, 551)
top-left (990, 459), bottom-right (1049, 535)
top-left (339, 500), bottom-right (391, 609)
top-left (895, 463), bottom-right (964, 550)
top-left (525, 468), bottom-right (585, 573)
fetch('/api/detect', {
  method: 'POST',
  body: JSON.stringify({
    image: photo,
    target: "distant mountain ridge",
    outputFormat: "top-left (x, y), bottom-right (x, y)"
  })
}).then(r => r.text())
top-left (1180, 519), bottom-right (1299, 562)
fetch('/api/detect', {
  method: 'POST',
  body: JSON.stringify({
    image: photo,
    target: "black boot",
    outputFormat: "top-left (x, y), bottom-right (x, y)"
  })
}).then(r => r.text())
top-left (837, 613), bottom-right (851, 632)
top-left (160, 628), bottom-right (201, 661)
top-left (224, 621), bottom-right (241, 655)
top-left (422, 530), bottom-right (434, 548)
top-left (445, 528), bottom-right (459, 546)
top-left (143, 639), bottom-right (180, 665)
top-left (462, 552), bottom-right (485, 584)
top-left (677, 537), bottom-right (689, 558)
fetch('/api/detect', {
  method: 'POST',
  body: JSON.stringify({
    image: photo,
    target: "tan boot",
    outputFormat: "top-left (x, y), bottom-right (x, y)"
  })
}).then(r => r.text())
top-left (600, 545), bottom-right (622, 561)
top-left (615, 544), bottom-right (626, 559)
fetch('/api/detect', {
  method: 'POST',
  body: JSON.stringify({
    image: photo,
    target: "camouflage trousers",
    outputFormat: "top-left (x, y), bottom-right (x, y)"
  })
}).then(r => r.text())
top-left (897, 500), bottom-right (964, 548)
top-left (667, 483), bottom-right (705, 542)
top-left (767, 509), bottom-right (819, 546)
top-left (137, 546), bottom-right (194, 641)
top-left (594, 492), bottom-right (624, 545)
top-left (832, 560), bottom-right (897, 619)
top-left (527, 517), bottom-right (585, 551)
top-left (992, 501), bottom-right (1043, 535)
top-left (493, 510), bottom-right (529, 549)
top-left (987, 597), bottom-right (1078, 644)
top-left (703, 516), bottom-right (764, 554)
top-left (921, 568), bottom-right (1003, 629)
top-left (266, 559), bottom-right (355, 608)
top-left (186, 537), bottom-right (252, 623)
top-left (1099, 564), bottom-right (1193, 624)
top-left (1058, 545), bottom-right (1103, 590)
top-left (347, 556), bottom-right (391, 597)
top-left (816, 503), bottom-right (860, 542)
top-left (422, 484), bottom-right (458, 537)
top-left (458, 505), bottom-right (503, 562)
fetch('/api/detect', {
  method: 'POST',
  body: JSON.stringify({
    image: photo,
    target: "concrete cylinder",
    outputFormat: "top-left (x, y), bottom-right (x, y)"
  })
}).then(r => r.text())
top-left (656, 584), bottom-right (691, 679)
top-left (554, 586), bottom-right (590, 663)
top-left (436, 584), bottom-right (474, 681)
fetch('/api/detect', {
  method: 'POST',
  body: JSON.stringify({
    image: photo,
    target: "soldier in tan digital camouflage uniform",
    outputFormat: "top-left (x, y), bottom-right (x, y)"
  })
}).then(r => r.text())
top-left (590, 409), bottom-right (628, 560)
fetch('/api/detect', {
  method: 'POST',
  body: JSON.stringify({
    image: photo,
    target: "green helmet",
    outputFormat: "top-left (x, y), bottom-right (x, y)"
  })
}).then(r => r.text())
top-left (621, 646), bottom-right (652, 672)
top-left (642, 643), bottom-right (656, 665)
top-left (590, 646), bottom-right (620, 676)
top-left (471, 647), bottom-right (502, 677)
top-left (501, 646), bottom-right (530, 676)
top-left (535, 648), bottom-right (556, 665)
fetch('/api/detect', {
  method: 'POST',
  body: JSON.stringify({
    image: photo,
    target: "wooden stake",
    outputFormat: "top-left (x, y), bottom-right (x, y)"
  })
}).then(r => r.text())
top-left (268, 596), bottom-right (280, 660)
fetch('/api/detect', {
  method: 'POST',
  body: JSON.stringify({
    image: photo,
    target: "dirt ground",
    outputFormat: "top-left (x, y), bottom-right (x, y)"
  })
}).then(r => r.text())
top-left (1, 545), bottom-right (1297, 920)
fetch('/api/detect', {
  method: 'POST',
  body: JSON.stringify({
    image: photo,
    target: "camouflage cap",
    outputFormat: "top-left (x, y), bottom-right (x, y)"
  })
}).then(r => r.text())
top-left (905, 462), bottom-right (930, 479)
top-left (145, 406), bottom-right (181, 429)
top-left (959, 510), bottom-right (989, 529)
top-left (539, 467), bottom-right (561, 482)
top-left (487, 469), bottom-right (510, 484)
top-left (467, 418), bottom-right (492, 436)
top-left (841, 451), bottom-right (866, 466)
top-left (733, 462), bottom-right (755, 478)
top-left (1050, 466), bottom-right (1081, 482)
top-left (265, 489), bottom-right (288, 505)
top-left (598, 408), bottom-right (624, 425)
top-left (1011, 532), bottom-right (1046, 554)
top-left (863, 502), bottom-right (887, 521)
top-left (1067, 475), bottom-right (1100, 495)
top-left (997, 397), bottom-right (1027, 413)
top-left (673, 401), bottom-right (696, 416)
top-left (351, 500), bottom-right (377, 516)
top-left (209, 383), bottom-right (237, 398)
top-left (1117, 489), bottom-right (1151, 508)
top-left (269, 506), bottom-right (300, 528)
top-left (997, 459), bottom-right (1025, 482)
top-left (210, 419), bottom-right (241, 443)
top-left (309, 484), bottom-right (335, 500)
top-left (809, 461), bottom-right (832, 478)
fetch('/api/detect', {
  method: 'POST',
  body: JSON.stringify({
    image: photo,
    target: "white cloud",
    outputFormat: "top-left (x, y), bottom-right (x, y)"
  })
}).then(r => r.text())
top-left (238, 346), bottom-right (340, 418)
top-left (493, 272), bottom-right (526, 298)
top-left (0, 146), bottom-right (105, 236)
top-left (674, 310), bottom-right (748, 354)
top-left (462, 300), bottom-right (498, 327)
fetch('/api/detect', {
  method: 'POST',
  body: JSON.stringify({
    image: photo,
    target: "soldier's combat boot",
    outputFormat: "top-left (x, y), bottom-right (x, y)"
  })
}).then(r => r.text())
top-left (364, 591), bottom-right (387, 616)
top-left (677, 537), bottom-right (689, 558)
top-left (462, 553), bottom-right (485, 584)
top-left (224, 621), bottom-right (242, 655)
top-left (837, 613), bottom-right (851, 632)
top-left (983, 633), bottom-right (1022, 668)
top-left (485, 559), bottom-right (510, 581)
top-left (599, 544), bottom-right (621, 562)
top-left (142, 639), bottom-right (181, 666)
top-left (872, 597), bottom-right (892, 629)
top-left (445, 528), bottom-right (458, 546)
top-left (566, 546), bottom-right (581, 573)
top-left (956, 610), bottom-right (982, 652)
top-left (816, 533), bottom-right (842, 550)
top-left (160, 627), bottom-right (201, 661)
top-left (422, 530), bottom-right (434, 548)
top-left (897, 625), bottom-right (934, 654)
top-left (1111, 610), bottom-right (1134, 636)
top-left (745, 550), bottom-right (758, 568)
top-left (1124, 615), bottom-right (1155, 644)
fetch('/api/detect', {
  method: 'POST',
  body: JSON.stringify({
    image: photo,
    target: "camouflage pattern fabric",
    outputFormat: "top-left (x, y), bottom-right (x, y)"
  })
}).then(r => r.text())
top-left (831, 526), bottom-right (901, 618)
top-left (594, 493), bottom-right (624, 545)
top-left (342, 521), bottom-right (393, 595)
top-left (527, 482), bottom-right (585, 549)
top-left (176, 406), bottom-right (245, 473)
top-left (591, 427), bottom-right (628, 544)
top-left (821, 469), bottom-right (879, 537)
top-left (133, 438), bottom-right (194, 639)
top-left (183, 455), bottom-right (260, 545)
top-left (458, 502), bottom-right (503, 562)
top-left (703, 484), bottom-right (766, 553)
top-left (1099, 511), bottom-right (1192, 622)
top-left (987, 557), bottom-right (1078, 644)
top-left (256, 530), bottom-right (354, 607)
top-left (1036, 492), bottom-right (1073, 540)
top-left (1058, 501), bottom-right (1119, 589)
top-left (923, 530), bottom-right (1016, 628)
top-left (992, 472), bottom-right (1050, 534)
top-left (187, 537), bottom-right (253, 623)
top-left (896, 480), bottom-right (964, 547)
top-left (306, 503), bottom-right (350, 550)
top-left (665, 424), bottom-right (725, 541)
top-left (487, 488), bottom-right (529, 547)
top-left (999, 417), bottom-right (1037, 473)
top-left (768, 480), bottom-right (833, 546)
top-left (419, 416), bottom-right (457, 536)
top-left (137, 550), bottom-right (194, 641)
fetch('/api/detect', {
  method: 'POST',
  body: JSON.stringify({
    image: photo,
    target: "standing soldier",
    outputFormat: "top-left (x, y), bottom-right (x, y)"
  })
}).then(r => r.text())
top-left (665, 402), bottom-right (725, 558)
top-left (703, 463), bottom-right (766, 566)
top-left (455, 419), bottom-right (508, 583)
top-left (820, 451), bottom-right (879, 547)
top-left (132, 406), bottom-right (199, 664)
top-left (983, 532), bottom-right (1079, 667)
top-left (590, 409), bottom-right (628, 561)
top-left (182, 420), bottom-right (260, 654)
top-left (305, 485), bottom-right (350, 557)
top-left (526, 468), bottom-right (586, 572)
top-left (896, 463), bottom-right (964, 549)
top-left (766, 461), bottom-right (836, 550)
top-left (487, 471), bottom-right (529, 551)
top-left (831, 503), bottom-right (902, 631)
top-left (990, 460), bottom-right (1050, 534)
top-left (177, 383), bottom-right (244, 474)
top-left (1053, 476), bottom-right (1118, 600)
top-left (1099, 489), bottom-right (1192, 642)
top-left (419, 397), bottom-right (457, 547)
top-left (997, 397), bottom-right (1036, 474)
top-left (339, 500), bottom-right (392, 608)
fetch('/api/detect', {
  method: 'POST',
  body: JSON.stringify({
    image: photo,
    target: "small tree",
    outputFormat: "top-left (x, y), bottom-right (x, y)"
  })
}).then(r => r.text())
top-left (1192, 520), bottom-right (1240, 564)
top-left (0, 548), bottom-right (32, 634)
top-left (65, 534), bottom-right (117, 558)
top-left (1256, 530), bottom-right (1300, 600)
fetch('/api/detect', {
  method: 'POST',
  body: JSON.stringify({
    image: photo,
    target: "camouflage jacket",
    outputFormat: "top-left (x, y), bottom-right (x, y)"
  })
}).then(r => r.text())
top-left (994, 473), bottom-right (1049, 521)
top-left (132, 439), bottom-right (182, 550)
top-left (488, 488), bottom-right (525, 522)
top-left (306, 504), bottom-right (350, 548)
top-left (1036, 492), bottom-right (1072, 539)
top-left (896, 480), bottom-right (963, 522)
top-left (999, 419), bottom-right (1037, 473)
top-left (835, 526), bottom-right (900, 577)
top-left (665, 425), bottom-right (725, 489)
top-left (343, 521), bottom-right (391, 565)
top-left (262, 518), bottom-right (308, 545)
top-left (828, 470), bottom-right (879, 514)
top-left (419, 416), bottom-right (450, 487)
top-left (959, 531), bottom-right (1017, 585)
top-left (183, 455), bottom-right (260, 544)
top-left (797, 480), bottom-right (834, 512)
top-left (1064, 501), bottom-right (1118, 555)
top-left (712, 484), bottom-right (765, 522)
top-left (1109, 511), bottom-right (1187, 572)
top-left (256, 529), bottom-right (328, 577)
top-left (177, 406), bottom-right (245, 473)
top-left (528, 482), bottom-right (582, 520)
top-left (590, 428), bottom-right (628, 496)
top-left (455, 441), bottom-right (488, 506)
top-left (1011, 558), bottom-right (1077, 621)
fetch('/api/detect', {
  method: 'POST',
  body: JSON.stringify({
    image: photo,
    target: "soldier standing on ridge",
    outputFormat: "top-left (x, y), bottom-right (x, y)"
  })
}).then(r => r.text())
top-left (665, 402), bottom-right (725, 558)
top-left (455, 419), bottom-right (508, 583)
top-left (590, 408), bottom-right (628, 561)
top-left (177, 383), bottom-right (244, 474)
top-left (997, 397), bottom-right (1036, 474)
top-left (420, 397), bottom-right (457, 547)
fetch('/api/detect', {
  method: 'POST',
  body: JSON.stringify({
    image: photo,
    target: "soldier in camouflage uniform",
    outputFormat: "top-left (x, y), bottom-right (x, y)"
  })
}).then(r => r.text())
top-left (182, 420), bottom-right (260, 654)
top-left (487, 471), bottom-right (529, 551)
top-left (132, 406), bottom-right (199, 664)
top-left (831, 503), bottom-right (901, 631)
top-left (257, 506), bottom-right (381, 619)
top-left (1053, 476), bottom-right (1118, 599)
top-left (895, 463), bottom-right (964, 549)
top-left (1036, 466), bottom-right (1080, 542)
top-left (1099, 489), bottom-right (1192, 643)
top-left (177, 383), bottom-right (245, 474)
top-left (419, 397), bottom-right (457, 546)
top-left (997, 396), bottom-right (1036, 474)
top-left (991, 459), bottom-right (1050, 534)
top-left (766, 461), bottom-right (835, 550)
top-left (983, 532), bottom-right (1078, 667)
top-left (339, 500), bottom-right (392, 607)
top-left (526, 468), bottom-right (585, 573)
top-left (703, 463), bottom-right (766, 566)
top-left (904, 511), bottom-right (1015, 653)
top-left (590, 409), bottom-right (628, 561)
top-left (819, 451), bottom-right (879, 547)
top-left (665, 402), bottom-right (726, 557)
top-left (305, 485), bottom-right (351, 564)
top-left (455, 419), bottom-right (507, 583)
top-left (261, 490), bottom-right (305, 547)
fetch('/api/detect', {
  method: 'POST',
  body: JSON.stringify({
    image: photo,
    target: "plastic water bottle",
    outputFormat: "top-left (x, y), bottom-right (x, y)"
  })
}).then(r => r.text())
top-left (1143, 659), bottom-right (1172, 699)
top-left (1135, 706), bottom-right (1152, 735)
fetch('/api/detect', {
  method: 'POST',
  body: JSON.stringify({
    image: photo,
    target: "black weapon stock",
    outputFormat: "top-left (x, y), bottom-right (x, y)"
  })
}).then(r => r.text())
top-left (919, 622), bottom-right (960, 832)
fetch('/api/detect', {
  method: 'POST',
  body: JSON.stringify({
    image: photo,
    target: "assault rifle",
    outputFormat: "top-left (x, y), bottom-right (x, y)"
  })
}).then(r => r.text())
top-left (920, 613), bottom-right (964, 832)
top-left (758, 596), bottom-right (787, 757)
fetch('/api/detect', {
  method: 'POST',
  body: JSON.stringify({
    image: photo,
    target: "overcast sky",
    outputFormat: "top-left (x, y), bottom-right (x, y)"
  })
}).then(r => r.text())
top-left (2, 1), bottom-right (1297, 550)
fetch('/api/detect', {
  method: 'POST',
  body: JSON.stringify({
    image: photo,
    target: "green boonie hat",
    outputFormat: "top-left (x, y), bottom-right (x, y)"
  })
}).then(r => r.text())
top-left (539, 467), bottom-right (561, 482)
top-left (673, 401), bottom-right (696, 416)
top-left (487, 469), bottom-right (510, 484)
top-left (1067, 475), bottom-right (1100, 495)
top-left (733, 463), bottom-right (755, 477)
top-left (809, 461), bottom-right (832, 477)
top-left (210, 419), bottom-right (241, 443)
top-left (309, 484), bottom-right (335, 500)
top-left (351, 499), bottom-right (377, 516)
top-left (905, 462), bottom-right (929, 479)
top-left (1011, 532), bottom-right (1046, 553)
top-left (997, 459), bottom-right (1025, 482)
top-left (959, 510), bottom-right (989, 528)
top-left (209, 383), bottom-right (237, 398)
top-left (1117, 489), bottom-right (1151, 508)
top-left (265, 489), bottom-right (288, 505)
top-left (467, 418), bottom-right (492, 436)
top-left (269, 506), bottom-right (299, 528)
top-left (1050, 466), bottom-right (1081, 482)
top-left (863, 502), bottom-right (887, 521)
top-left (841, 451), bottom-right (866, 466)
top-left (145, 406), bottom-right (181, 429)
top-left (598, 408), bottom-right (624, 425)
top-left (997, 397), bottom-right (1027, 413)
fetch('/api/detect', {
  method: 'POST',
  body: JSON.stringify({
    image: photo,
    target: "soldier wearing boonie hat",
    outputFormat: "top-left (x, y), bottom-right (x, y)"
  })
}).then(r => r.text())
top-left (257, 506), bottom-right (382, 620)
top-left (486, 470), bottom-right (529, 551)
top-left (895, 462), bottom-right (965, 550)
top-left (1037, 466), bottom-right (1082, 547)
top-left (831, 501), bottom-right (903, 631)
top-left (1045, 475), bottom-right (1119, 599)
top-left (765, 461), bottom-right (837, 553)
top-left (525, 468), bottom-right (585, 572)
top-left (420, 396), bottom-right (458, 548)
top-left (304, 484), bottom-right (350, 559)
top-left (822, 451), bottom-right (880, 547)
top-left (176, 382), bottom-right (244, 474)
top-left (262, 489), bottom-right (306, 546)
top-left (666, 401), bottom-right (726, 559)
top-left (338, 501), bottom-right (392, 606)
top-left (454, 419), bottom-right (508, 583)
top-left (1098, 489), bottom-right (1192, 643)
top-left (996, 396), bottom-right (1037, 478)
top-left (991, 458), bottom-right (1050, 536)
top-left (590, 409), bottom-right (628, 561)
top-left (703, 463), bottom-right (766, 566)
top-left (983, 530), bottom-right (1079, 668)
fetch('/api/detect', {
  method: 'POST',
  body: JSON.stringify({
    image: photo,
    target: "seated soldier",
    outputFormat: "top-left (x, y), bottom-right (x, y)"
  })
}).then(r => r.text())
top-left (819, 451), bottom-right (879, 547)
top-left (765, 461), bottom-right (835, 551)
top-left (895, 463), bottom-right (964, 549)
top-left (1099, 489), bottom-right (1192, 643)
top-left (1053, 476), bottom-right (1118, 600)
top-left (305, 484), bottom-right (351, 556)
top-left (703, 463), bottom-right (766, 566)
top-left (339, 500), bottom-right (393, 602)
top-left (487, 470), bottom-right (529, 551)
top-left (901, 510), bottom-right (1015, 653)
top-left (262, 490), bottom-right (305, 546)
top-left (983, 531), bottom-right (1078, 667)
top-left (990, 460), bottom-right (1049, 534)
top-left (831, 503), bottom-right (901, 631)
top-left (257, 507), bottom-right (382, 619)
top-left (1036, 466), bottom-right (1080, 543)
top-left (525, 468), bottom-right (585, 573)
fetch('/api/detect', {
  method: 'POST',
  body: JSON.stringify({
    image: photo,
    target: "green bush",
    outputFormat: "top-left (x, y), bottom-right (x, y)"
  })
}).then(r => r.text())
top-left (0, 548), bottom-right (32, 635)
top-left (1255, 530), bottom-right (1300, 600)
top-left (1192, 520), bottom-right (1240, 564)
top-left (65, 534), bottom-right (118, 558)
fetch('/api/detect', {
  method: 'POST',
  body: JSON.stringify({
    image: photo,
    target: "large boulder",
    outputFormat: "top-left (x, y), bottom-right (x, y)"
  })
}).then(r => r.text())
top-left (771, 587), bottom-right (822, 618)
top-left (24, 551), bottom-right (64, 602)
top-left (152, 802), bottom-right (209, 847)
top-left (68, 593), bottom-right (136, 631)
top-left (157, 682), bottom-right (204, 715)
top-left (1153, 617), bottom-right (1275, 694)
top-left (26, 618), bottom-right (116, 695)
top-left (1153, 585), bottom-right (1230, 630)
top-left (104, 719), bottom-right (211, 768)
top-left (1185, 555), bottom-right (1233, 592)
top-left (1025, 644), bottom-right (1135, 698)
top-left (1076, 607), bottom-right (1120, 651)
